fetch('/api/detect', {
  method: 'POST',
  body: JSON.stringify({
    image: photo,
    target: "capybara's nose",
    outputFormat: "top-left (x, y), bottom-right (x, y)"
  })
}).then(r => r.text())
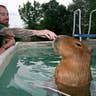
top-left (55, 35), bottom-right (61, 43)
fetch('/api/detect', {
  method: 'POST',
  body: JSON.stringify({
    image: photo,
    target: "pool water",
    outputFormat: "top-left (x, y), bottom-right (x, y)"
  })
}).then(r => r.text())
top-left (0, 41), bottom-right (96, 96)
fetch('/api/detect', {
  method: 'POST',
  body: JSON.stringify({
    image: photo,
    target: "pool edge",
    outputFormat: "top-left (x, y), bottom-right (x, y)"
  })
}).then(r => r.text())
top-left (0, 42), bottom-right (19, 77)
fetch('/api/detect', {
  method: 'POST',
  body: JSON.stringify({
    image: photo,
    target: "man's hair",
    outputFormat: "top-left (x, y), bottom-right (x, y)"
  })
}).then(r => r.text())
top-left (0, 5), bottom-right (7, 9)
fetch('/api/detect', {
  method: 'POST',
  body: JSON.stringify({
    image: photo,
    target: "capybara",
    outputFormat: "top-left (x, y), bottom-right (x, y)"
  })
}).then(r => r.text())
top-left (54, 35), bottom-right (92, 96)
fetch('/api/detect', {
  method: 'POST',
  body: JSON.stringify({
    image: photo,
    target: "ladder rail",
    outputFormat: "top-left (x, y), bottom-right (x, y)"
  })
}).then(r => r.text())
top-left (72, 9), bottom-right (82, 41)
top-left (72, 9), bottom-right (96, 41)
top-left (87, 9), bottom-right (96, 39)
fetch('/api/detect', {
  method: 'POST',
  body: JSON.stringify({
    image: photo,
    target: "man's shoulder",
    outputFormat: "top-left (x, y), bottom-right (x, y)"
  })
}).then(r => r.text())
top-left (0, 24), bottom-right (7, 30)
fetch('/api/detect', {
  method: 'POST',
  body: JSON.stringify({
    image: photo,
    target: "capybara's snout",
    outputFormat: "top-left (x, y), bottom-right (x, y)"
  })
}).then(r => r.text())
top-left (54, 35), bottom-right (62, 43)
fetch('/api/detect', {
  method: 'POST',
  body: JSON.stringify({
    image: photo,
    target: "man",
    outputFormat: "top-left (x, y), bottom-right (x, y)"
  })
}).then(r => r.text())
top-left (0, 5), bottom-right (57, 54)
top-left (0, 5), bottom-right (15, 54)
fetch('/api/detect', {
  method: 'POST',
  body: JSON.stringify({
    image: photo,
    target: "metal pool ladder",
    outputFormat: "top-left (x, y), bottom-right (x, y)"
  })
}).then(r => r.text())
top-left (72, 9), bottom-right (96, 41)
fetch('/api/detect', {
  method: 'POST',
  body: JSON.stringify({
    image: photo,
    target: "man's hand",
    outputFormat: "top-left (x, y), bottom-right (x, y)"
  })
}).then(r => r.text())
top-left (32, 29), bottom-right (57, 40)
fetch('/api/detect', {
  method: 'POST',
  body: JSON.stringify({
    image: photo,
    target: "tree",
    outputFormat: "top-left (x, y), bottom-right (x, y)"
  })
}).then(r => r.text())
top-left (41, 0), bottom-right (72, 35)
top-left (18, 0), bottom-right (73, 35)
top-left (18, 1), bottom-right (42, 29)
top-left (68, 0), bottom-right (96, 34)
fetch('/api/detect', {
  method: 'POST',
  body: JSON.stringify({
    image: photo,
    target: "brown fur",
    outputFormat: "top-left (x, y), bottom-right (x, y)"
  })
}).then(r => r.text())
top-left (54, 35), bottom-right (92, 96)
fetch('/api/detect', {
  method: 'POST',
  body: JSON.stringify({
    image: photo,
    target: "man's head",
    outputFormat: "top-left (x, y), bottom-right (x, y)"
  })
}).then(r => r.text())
top-left (0, 5), bottom-right (9, 27)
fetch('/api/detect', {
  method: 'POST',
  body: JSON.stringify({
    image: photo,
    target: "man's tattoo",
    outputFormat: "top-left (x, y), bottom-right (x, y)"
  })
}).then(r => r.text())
top-left (0, 28), bottom-right (35, 38)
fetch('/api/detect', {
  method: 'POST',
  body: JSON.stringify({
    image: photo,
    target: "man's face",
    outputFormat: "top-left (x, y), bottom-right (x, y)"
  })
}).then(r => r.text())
top-left (0, 7), bottom-right (9, 27)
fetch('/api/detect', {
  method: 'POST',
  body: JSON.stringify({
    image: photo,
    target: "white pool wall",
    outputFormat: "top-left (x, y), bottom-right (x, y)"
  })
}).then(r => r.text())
top-left (0, 42), bottom-right (19, 77)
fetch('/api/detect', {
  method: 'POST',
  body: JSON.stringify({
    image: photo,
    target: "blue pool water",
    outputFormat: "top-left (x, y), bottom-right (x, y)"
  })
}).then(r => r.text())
top-left (0, 41), bottom-right (96, 96)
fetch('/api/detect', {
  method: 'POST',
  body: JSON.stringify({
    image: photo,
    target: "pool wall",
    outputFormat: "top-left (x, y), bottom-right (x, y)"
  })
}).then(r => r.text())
top-left (0, 42), bottom-right (19, 77)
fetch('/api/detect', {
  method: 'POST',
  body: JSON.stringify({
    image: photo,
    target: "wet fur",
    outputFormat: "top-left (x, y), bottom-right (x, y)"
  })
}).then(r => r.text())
top-left (54, 35), bottom-right (92, 96)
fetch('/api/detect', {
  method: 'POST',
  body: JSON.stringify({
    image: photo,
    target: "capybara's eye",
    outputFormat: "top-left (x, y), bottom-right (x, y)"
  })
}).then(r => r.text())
top-left (75, 42), bottom-right (82, 47)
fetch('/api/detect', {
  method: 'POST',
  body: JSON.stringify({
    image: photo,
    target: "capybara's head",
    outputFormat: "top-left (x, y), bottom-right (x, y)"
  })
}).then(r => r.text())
top-left (54, 35), bottom-right (92, 60)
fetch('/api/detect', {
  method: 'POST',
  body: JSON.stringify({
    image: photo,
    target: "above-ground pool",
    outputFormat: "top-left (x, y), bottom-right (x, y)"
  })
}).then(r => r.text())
top-left (0, 41), bottom-right (96, 96)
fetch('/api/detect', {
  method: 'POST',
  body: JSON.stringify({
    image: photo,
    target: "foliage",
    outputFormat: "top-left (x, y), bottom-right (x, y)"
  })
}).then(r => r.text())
top-left (68, 0), bottom-right (96, 34)
top-left (41, 0), bottom-right (72, 35)
top-left (18, 0), bottom-right (73, 36)
top-left (19, 1), bottom-right (43, 29)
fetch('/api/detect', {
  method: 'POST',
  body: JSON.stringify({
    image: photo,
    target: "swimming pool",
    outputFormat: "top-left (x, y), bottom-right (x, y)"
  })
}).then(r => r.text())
top-left (0, 41), bottom-right (96, 96)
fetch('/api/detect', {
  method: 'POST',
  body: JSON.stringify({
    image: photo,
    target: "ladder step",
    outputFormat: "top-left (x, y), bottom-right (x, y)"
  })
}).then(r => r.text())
top-left (73, 34), bottom-right (96, 37)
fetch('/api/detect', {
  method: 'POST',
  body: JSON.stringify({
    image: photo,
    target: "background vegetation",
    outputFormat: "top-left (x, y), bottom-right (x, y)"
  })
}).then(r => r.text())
top-left (18, 0), bottom-right (96, 40)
